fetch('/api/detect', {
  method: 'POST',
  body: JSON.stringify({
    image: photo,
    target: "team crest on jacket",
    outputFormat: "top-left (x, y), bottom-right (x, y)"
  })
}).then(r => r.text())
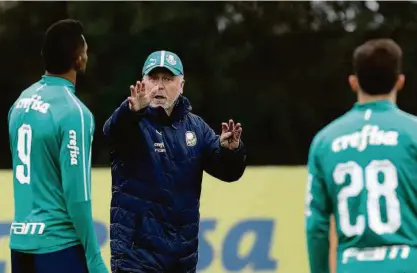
top-left (185, 131), bottom-right (197, 147)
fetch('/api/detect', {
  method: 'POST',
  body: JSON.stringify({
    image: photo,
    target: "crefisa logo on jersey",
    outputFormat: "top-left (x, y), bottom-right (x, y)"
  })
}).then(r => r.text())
top-left (15, 94), bottom-right (50, 114)
top-left (67, 130), bottom-right (79, 165)
top-left (332, 124), bottom-right (399, 153)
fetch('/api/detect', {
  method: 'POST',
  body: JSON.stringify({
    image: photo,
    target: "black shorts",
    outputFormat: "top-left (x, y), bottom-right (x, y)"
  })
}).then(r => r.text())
top-left (11, 244), bottom-right (88, 273)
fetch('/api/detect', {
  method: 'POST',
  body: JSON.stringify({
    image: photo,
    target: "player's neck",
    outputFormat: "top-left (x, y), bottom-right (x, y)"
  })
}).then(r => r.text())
top-left (357, 92), bottom-right (396, 105)
top-left (45, 70), bottom-right (76, 85)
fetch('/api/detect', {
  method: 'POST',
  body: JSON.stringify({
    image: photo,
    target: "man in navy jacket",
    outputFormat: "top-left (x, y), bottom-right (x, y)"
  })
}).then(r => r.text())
top-left (103, 50), bottom-right (246, 273)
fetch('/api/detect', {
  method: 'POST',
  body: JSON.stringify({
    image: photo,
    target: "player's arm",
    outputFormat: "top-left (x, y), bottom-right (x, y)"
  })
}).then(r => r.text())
top-left (8, 105), bottom-right (14, 152)
top-left (59, 110), bottom-right (108, 273)
top-left (329, 215), bottom-right (338, 273)
top-left (201, 119), bottom-right (246, 182)
top-left (305, 136), bottom-right (332, 273)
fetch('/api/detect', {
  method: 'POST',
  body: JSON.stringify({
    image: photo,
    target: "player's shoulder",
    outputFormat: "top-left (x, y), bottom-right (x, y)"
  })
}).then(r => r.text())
top-left (394, 107), bottom-right (417, 125)
top-left (309, 109), bottom-right (356, 152)
top-left (59, 86), bottom-right (91, 112)
top-left (11, 81), bottom-right (44, 105)
top-left (8, 81), bottom-right (52, 117)
top-left (52, 89), bottom-right (92, 127)
top-left (391, 108), bottom-right (417, 140)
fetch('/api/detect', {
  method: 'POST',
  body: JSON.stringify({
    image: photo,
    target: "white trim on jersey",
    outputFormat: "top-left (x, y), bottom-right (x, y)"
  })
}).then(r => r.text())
top-left (64, 87), bottom-right (88, 201)
top-left (35, 83), bottom-right (47, 92)
top-left (88, 113), bottom-right (93, 196)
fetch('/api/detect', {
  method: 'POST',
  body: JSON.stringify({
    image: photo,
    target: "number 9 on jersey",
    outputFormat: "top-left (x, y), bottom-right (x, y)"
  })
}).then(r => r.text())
top-left (16, 124), bottom-right (32, 185)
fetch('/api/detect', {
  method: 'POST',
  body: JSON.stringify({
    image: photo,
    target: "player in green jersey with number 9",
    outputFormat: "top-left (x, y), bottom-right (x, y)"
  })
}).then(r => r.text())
top-left (305, 39), bottom-right (417, 273)
top-left (7, 19), bottom-right (108, 273)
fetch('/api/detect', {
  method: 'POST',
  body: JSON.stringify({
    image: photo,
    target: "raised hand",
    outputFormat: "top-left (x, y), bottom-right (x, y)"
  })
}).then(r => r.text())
top-left (220, 119), bottom-right (242, 150)
top-left (128, 81), bottom-right (158, 112)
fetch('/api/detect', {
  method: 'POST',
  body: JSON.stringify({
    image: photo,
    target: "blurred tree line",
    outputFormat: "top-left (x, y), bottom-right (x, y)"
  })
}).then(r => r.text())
top-left (1, 1), bottom-right (417, 168)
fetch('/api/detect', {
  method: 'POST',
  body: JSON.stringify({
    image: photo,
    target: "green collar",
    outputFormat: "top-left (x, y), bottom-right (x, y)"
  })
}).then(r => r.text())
top-left (40, 75), bottom-right (75, 93)
top-left (353, 100), bottom-right (397, 111)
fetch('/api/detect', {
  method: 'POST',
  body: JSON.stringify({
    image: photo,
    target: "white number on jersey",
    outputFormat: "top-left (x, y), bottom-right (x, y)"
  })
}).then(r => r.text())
top-left (333, 160), bottom-right (401, 237)
top-left (16, 124), bottom-right (32, 184)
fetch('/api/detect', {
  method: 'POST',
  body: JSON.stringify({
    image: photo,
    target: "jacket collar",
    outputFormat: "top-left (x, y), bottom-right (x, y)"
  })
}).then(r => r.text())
top-left (146, 95), bottom-right (192, 123)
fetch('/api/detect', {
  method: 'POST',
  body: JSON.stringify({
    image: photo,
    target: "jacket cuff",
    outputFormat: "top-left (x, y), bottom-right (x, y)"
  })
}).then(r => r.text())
top-left (220, 140), bottom-right (245, 154)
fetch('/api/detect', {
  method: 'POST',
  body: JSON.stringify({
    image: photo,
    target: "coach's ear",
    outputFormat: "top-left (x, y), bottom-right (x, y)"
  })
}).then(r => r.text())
top-left (348, 75), bottom-right (359, 94)
top-left (395, 74), bottom-right (405, 92)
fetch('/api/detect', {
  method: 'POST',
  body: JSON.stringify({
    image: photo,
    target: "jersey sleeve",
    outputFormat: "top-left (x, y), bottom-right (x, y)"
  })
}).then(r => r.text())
top-left (59, 108), bottom-right (92, 202)
top-left (59, 107), bottom-right (108, 273)
top-left (305, 134), bottom-right (332, 273)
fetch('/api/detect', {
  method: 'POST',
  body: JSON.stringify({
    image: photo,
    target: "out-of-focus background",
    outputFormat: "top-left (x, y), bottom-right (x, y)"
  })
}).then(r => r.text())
top-left (0, 1), bottom-right (416, 272)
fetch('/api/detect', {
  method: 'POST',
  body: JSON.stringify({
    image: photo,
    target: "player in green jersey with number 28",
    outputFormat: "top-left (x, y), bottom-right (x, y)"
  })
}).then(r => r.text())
top-left (306, 39), bottom-right (417, 273)
top-left (7, 19), bottom-right (108, 273)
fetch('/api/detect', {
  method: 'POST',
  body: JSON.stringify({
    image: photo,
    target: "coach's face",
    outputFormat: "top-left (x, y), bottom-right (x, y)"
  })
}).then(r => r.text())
top-left (144, 67), bottom-right (185, 110)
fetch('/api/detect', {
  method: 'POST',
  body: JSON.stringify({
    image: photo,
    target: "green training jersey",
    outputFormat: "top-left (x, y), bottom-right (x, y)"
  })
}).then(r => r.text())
top-left (305, 100), bottom-right (417, 273)
top-left (8, 75), bottom-right (107, 272)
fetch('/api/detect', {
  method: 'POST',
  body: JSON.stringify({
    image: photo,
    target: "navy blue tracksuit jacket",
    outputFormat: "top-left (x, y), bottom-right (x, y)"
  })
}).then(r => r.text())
top-left (103, 95), bottom-right (246, 273)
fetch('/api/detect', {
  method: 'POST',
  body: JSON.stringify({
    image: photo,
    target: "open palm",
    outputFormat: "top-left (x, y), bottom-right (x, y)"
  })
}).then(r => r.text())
top-left (128, 81), bottom-right (158, 112)
top-left (220, 119), bottom-right (242, 150)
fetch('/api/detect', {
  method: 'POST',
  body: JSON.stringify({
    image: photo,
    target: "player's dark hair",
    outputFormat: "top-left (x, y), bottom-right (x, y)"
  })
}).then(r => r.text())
top-left (353, 38), bottom-right (402, 95)
top-left (41, 19), bottom-right (85, 74)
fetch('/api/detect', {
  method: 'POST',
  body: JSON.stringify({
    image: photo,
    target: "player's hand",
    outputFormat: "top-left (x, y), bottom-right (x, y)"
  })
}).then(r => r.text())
top-left (220, 119), bottom-right (242, 150)
top-left (128, 81), bottom-right (158, 112)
